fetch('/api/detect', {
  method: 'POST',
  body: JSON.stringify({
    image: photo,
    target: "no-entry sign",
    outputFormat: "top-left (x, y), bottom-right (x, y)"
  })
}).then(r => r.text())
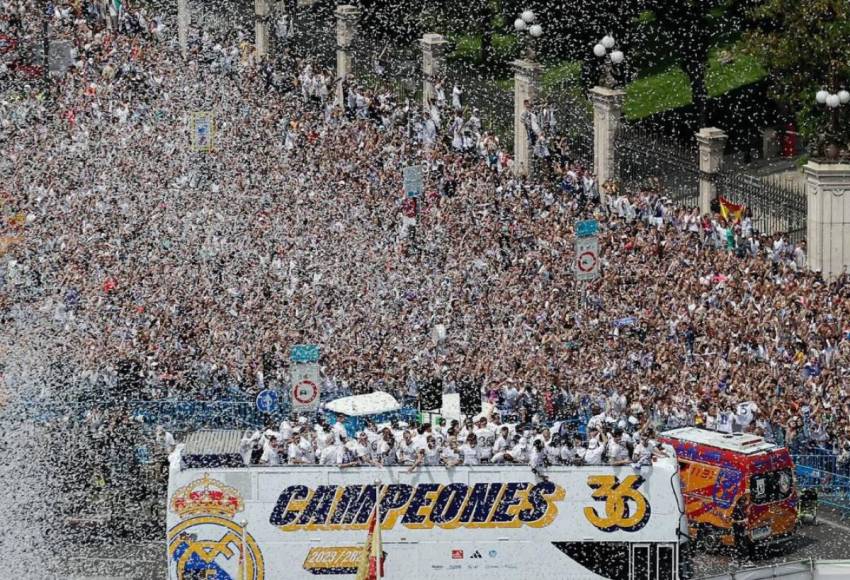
top-left (290, 363), bottom-right (321, 411)
top-left (574, 236), bottom-right (600, 281)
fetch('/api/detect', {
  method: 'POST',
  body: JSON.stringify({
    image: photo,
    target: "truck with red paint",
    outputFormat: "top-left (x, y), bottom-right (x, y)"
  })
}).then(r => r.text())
top-left (660, 428), bottom-right (797, 552)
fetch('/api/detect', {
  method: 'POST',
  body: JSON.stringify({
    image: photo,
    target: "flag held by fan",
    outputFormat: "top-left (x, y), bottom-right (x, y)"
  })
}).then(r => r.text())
top-left (718, 196), bottom-right (745, 223)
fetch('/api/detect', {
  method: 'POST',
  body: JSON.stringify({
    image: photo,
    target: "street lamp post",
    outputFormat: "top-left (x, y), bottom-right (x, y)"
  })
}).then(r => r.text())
top-left (513, 9), bottom-right (543, 62)
top-left (815, 87), bottom-right (850, 160)
top-left (511, 9), bottom-right (543, 177)
top-left (593, 35), bottom-right (624, 89)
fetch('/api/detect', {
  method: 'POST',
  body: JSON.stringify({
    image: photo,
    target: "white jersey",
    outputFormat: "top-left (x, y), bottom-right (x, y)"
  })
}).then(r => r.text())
top-left (422, 446), bottom-right (441, 466)
top-left (460, 443), bottom-right (481, 466)
top-left (260, 441), bottom-right (282, 466)
top-left (398, 440), bottom-right (418, 464)
top-left (530, 448), bottom-right (546, 470)
top-left (287, 442), bottom-right (308, 465)
top-left (508, 443), bottom-right (529, 464)
top-left (474, 427), bottom-right (495, 459)
top-left (583, 442), bottom-right (604, 465)
top-left (318, 445), bottom-right (338, 466)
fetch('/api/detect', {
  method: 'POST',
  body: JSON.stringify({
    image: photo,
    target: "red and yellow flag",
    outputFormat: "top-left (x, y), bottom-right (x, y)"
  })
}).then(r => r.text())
top-left (355, 502), bottom-right (384, 580)
top-left (718, 196), bottom-right (744, 223)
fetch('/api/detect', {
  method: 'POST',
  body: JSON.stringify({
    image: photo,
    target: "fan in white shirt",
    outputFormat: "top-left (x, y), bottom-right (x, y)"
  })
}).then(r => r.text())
top-left (491, 426), bottom-right (511, 461)
top-left (260, 434), bottom-right (283, 466)
top-left (582, 431), bottom-right (606, 466)
top-left (508, 438), bottom-right (530, 464)
top-left (319, 435), bottom-right (338, 466)
top-left (460, 433), bottom-right (481, 465)
top-left (287, 433), bottom-right (309, 465)
top-left (441, 438), bottom-right (461, 467)
top-left (398, 431), bottom-right (418, 465)
top-left (474, 418), bottom-right (495, 461)
top-left (408, 435), bottom-right (442, 472)
top-left (331, 415), bottom-right (348, 442)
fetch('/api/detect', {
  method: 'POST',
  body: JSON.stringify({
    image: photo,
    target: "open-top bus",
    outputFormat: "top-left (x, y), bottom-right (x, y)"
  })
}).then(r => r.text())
top-left (167, 430), bottom-right (690, 579)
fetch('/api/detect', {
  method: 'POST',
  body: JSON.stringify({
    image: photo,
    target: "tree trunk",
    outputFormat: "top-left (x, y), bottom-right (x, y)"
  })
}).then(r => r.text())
top-left (683, 57), bottom-right (709, 130)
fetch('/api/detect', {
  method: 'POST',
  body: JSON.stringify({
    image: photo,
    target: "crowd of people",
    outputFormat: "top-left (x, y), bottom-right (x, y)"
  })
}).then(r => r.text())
top-left (3, 1), bottom-right (850, 475)
top-left (239, 412), bottom-right (667, 473)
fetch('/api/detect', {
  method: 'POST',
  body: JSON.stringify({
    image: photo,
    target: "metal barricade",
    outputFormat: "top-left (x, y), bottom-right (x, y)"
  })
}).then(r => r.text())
top-left (793, 454), bottom-right (850, 514)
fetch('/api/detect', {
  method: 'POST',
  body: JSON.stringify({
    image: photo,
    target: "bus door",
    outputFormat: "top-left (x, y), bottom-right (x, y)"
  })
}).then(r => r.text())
top-left (631, 543), bottom-right (676, 580)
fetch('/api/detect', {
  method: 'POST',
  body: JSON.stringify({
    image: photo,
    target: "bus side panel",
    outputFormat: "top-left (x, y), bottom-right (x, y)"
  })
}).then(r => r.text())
top-left (166, 465), bottom-right (682, 579)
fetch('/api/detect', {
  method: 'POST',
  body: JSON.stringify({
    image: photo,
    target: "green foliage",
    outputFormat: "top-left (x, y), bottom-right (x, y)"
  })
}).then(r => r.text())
top-left (624, 68), bottom-right (692, 120)
top-left (623, 42), bottom-right (765, 120)
top-left (541, 61), bottom-right (582, 90)
top-left (637, 10), bottom-right (656, 25)
top-left (744, 0), bottom-right (850, 146)
top-left (705, 44), bottom-right (766, 96)
top-left (491, 33), bottom-right (518, 61)
top-left (450, 34), bottom-right (483, 63)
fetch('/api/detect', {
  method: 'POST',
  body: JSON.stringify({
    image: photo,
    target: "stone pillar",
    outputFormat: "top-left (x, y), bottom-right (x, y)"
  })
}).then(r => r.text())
top-left (420, 33), bottom-right (447, 111)
top-left (335, 5), bottom-right (360, 108)
top-left (255, 0), bottom-right (271, 58)
top-left (177, 0), bottom-right (189, 59)
top-left (804, 162), bottom-right (850, 280)
top-left (512, 59), bottom-right (542, 177)
top-left (696, 127), bottom-right (728, 216)
top-left (589, 86), bottom-right (625, 202)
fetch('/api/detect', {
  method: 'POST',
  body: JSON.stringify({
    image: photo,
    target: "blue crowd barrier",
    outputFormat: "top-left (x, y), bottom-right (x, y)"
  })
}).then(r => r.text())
top-left (793, 454), bottom-right (850, 514)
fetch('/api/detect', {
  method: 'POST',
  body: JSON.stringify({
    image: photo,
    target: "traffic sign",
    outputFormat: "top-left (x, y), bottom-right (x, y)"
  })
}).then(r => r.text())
top-left (403, 165), bottom-right (423, 198)
top-left (190, 111), bottom-right (214, 152)
top-left (576, 219), bottom-right (598, 238)
top-left (290, 363), bottom-right (321, 411)
top-left (574, 236), bottom-right (600, 281)
top-left (255, 389), bottom-right (279, 414)
top-left (290, 344), bottom-right (320, 363)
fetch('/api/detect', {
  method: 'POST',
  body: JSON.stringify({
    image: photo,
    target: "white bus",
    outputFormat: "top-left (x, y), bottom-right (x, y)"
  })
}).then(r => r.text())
top-left (167, 430), bottom-right (689, 580)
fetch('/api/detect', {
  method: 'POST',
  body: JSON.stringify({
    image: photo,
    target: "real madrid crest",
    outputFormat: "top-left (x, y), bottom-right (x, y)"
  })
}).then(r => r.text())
top-left (167, 474), bottom-right (264, 580)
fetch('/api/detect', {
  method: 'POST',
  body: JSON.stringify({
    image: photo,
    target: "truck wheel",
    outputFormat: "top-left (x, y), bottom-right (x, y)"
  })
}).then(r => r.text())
top-left (697, 526), bottom-right (723, 553)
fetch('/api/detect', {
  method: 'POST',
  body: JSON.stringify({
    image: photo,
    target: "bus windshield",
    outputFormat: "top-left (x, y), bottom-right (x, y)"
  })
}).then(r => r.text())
top-left (750, 469), bottom-right (793, 505)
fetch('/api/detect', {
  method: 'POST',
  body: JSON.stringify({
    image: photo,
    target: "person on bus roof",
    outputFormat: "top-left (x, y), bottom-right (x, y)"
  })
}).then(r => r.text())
top-left (260, 433), bottom-right (283, 466)
top-left (441, 437), bottom-right (461, 467)
top-left (460, 433), bottom-right (481, 465)
top-left (287, 431), bottom-right (309, 465)
top-left (319, 434), bottom-right (337, 466)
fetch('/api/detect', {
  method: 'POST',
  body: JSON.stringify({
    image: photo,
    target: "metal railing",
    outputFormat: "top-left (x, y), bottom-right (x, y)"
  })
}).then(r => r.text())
top-left (715, 170), bottom-right (806, 242)
top-left (616, 124), bottom-right (700, 206)
top-left (793, 454), bottom-right (850, 513)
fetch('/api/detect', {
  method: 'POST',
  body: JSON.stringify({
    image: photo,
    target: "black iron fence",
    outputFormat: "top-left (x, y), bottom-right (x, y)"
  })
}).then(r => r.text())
top-left (715, 170), bottom-right (806, 242)
top-left (616, 124), bottom-right (700, 207)
top-left (544, 83), bottom-right (593, 169)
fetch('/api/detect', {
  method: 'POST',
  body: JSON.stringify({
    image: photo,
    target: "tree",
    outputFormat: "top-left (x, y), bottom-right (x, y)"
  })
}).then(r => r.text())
top-left (744, 0), bottom-right (850, 154)
top-left (636, 0), bottom-right (747, 127)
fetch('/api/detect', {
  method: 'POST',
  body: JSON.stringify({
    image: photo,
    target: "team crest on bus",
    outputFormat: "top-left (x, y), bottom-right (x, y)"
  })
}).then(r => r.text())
top-left (168, 474), bottom-right (265, 579)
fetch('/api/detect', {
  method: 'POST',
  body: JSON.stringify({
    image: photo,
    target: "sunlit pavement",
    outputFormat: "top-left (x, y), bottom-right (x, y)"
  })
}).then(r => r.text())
top-left (692, 507), bottom-right (850, 578)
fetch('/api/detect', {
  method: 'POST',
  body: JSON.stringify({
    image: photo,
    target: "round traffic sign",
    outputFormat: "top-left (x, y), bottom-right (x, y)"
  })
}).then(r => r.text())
top-left (292, 380), bottom-right (319, 405)
top-left (255, 389), bottom-right (279, 413)
top-left (577, 250), bottom-right (598, 272)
